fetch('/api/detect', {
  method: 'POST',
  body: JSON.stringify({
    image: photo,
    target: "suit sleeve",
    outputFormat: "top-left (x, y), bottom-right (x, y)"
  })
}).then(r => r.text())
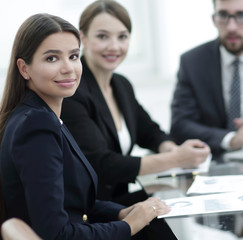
top-left (170, 53), bottom-right (229, 153)
top-left (90, 200), bottom-right (125, 223)
top-left (12, 111), bottom-right (130, 240)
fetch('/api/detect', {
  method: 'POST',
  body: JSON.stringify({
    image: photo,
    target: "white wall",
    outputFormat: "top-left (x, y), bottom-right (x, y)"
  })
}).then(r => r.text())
top-left (151, 0), bottom-right (217, 81)
top-left (0, 0), bottom-right (217, 95)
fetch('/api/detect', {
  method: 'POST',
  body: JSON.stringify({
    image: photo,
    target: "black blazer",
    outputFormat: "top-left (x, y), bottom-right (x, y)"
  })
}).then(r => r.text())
top-left (61, 57), bottom-right (170, 202)
top-left (0, 90), bottom-right (130, 240)
top-left (171, 39), bottom-right (230, 156)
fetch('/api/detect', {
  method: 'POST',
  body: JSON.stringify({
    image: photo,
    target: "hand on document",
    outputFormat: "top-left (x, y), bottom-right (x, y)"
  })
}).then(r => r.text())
top-left (120, 197), bottom-right (171, 235)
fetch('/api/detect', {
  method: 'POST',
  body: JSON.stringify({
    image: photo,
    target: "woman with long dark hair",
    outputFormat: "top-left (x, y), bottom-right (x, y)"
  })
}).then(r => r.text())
top-left (0, 13), bottom-right (171, 240)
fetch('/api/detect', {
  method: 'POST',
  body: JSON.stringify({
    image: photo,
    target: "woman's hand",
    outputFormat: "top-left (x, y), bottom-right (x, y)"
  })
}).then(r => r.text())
top-left (118, 197), bottom-right (170, 236)
top-left (173, 139), bottom-right (211, 169)
top-left (139, 139), bottom-right (210, 175)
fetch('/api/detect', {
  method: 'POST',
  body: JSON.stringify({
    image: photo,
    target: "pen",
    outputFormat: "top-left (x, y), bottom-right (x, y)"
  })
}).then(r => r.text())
top-left (156, 171), bottom-right (200, 179)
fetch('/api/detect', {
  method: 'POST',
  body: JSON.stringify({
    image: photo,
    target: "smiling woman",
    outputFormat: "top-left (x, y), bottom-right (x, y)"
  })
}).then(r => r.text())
top-left (61, 0), bottom-right (210, 208)
top-left (0, 12), bottom-right (173, 240)
top-left (17, 32), bottom-right (81, 116)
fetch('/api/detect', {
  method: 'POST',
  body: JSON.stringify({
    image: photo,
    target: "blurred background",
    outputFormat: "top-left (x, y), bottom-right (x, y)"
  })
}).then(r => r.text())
top-left (0, 0), bottom-right (217, 130)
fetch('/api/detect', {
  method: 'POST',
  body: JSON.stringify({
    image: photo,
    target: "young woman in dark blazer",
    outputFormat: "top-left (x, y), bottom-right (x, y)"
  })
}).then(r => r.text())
top-left (61, 0), bottom-right (210, 206)
top-left (0, 13), bottom-right (172, 240)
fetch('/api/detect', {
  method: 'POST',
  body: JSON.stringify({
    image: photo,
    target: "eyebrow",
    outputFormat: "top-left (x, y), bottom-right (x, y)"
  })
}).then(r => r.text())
top-left (43, 48), bottom-right (80, 55)
top-left (96, 29), bottom-right (129, 34)
top-left (217, 10), bottom-right (243, 14)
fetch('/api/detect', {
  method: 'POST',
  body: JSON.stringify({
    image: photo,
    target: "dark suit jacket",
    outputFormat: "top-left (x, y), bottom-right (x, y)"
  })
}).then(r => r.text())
top-left (171, 39), bottom-right (230, 156)
top-left (61, 57), bottom-right (170, 202)
top-left (0, 90), bottom-right (130, 240)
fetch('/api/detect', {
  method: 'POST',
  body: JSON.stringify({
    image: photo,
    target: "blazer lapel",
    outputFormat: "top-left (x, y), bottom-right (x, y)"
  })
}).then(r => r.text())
top-left (84, 68), bottom-right (120, 146)
top-left (112, 78), bottom-right (135, 147)
top-left (208, 39), bottom-right (227, 122)
top-left (61, 124), bottom-right (98, 191)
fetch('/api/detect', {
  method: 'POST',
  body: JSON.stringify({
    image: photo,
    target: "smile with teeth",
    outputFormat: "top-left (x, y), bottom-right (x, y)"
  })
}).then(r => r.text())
top-left (103, 55), bottom-right (120, 62)
top-left (104, 54), bottom-right (119, 58)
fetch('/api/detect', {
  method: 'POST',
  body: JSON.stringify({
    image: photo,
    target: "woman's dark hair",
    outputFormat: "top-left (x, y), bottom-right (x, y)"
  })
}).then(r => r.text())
top-left (79, 0), bottom-right (132, 35)
top-left (0, 13), bottom-right (80, 144)
top-left (0, 14), bottom-right (80, 225)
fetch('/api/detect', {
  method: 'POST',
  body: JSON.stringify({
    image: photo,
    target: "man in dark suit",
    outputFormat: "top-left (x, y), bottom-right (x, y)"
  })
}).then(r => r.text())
top-left (171, 0), bottom-right (243, 158)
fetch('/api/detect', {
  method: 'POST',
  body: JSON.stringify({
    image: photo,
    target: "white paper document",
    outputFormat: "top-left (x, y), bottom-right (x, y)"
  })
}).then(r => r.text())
top-left (223, 149), bottom-right (243, 161)
top-left (156, 154), bottom-right (212, 178)
top-left (158, 191), bottom-right (243, 218)
top-left (186, 175), bottom-right (243, 195)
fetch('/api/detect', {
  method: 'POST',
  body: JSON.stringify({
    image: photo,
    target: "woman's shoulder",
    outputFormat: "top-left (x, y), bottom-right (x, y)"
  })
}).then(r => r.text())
top-left (111, 73), bottom-right (136, 97)
top-left (2, 103), bottom-right (62, 151)
top-left (112, 73), bottom-right (134, 88)
top-left (8, 103), bottom-right (60, 134)
top-left (113, 72), bottom-right (129, 81)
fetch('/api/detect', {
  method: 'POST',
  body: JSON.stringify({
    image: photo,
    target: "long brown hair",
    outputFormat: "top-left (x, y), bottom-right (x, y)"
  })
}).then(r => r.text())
top-left (0, 13), bottom-right (80, 227)
top-left (0, 13), bottom-right (80, 144)
top-left (79, 0), bottom-right (132, 35)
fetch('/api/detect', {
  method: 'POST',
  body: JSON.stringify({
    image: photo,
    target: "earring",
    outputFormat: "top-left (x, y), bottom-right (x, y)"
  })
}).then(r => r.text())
top-left (25, 76), bottom-right (28, 80)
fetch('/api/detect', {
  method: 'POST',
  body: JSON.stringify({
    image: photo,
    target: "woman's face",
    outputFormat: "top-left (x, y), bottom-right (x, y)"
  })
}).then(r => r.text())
top-left (19, 32), bottom-right (82, 106)
top-left (82, 12), bottom-right (130, 73)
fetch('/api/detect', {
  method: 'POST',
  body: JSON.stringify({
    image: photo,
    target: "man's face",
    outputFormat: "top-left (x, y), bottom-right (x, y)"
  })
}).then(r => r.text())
top-left (213, 0), bottom-right (243, 55)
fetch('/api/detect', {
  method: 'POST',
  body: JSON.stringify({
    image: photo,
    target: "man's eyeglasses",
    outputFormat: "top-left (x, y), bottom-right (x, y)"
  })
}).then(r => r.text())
top-left (213, 11), bottom-right (243, 25)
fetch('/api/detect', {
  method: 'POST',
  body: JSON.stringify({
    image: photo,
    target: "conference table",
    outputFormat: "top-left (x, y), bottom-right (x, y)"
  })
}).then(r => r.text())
top-left (136, 154), bottom-right (243, 240)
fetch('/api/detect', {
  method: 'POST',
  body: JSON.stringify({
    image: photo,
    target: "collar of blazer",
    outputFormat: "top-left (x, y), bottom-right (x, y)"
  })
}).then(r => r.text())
top-left (81, 56), bottom-right (134, 153)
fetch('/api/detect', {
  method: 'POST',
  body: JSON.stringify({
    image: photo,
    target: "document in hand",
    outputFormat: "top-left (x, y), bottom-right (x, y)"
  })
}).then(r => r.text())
top-left (158, 191), bottom-right (243, 218)
top-left (186, 175), bottom-right (243, 195)
top-left (156, 154), bottom-right (212, 178)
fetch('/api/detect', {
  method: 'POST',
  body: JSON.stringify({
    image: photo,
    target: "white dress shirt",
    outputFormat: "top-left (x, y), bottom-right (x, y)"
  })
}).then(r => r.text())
top-left (117, 116), bottom-right (132, 155)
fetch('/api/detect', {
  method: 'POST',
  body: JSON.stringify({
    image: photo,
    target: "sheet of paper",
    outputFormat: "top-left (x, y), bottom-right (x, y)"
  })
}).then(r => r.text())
top-left (158, 191), bottom-right (243, 218)
top-left (186, 175), bottom-right (243, 195)
top-left (156, 154), bottom-right (212, 178)
top-left (223, 149), bottom-right (243, 161)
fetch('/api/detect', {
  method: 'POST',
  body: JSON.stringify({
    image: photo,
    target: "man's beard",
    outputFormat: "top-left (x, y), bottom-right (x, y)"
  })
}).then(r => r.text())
top-left (220, 36), bottom-right (243, 55)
